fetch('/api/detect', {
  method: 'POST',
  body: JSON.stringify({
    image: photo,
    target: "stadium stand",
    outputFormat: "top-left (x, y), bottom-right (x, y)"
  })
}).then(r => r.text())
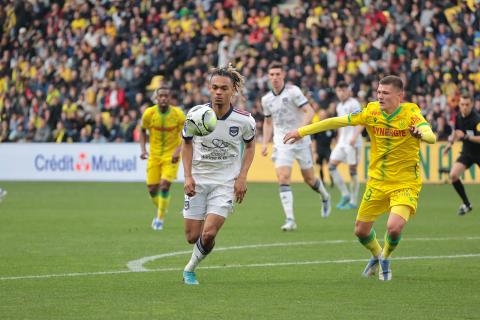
top-left (0, 0), bottom-right (478, 143)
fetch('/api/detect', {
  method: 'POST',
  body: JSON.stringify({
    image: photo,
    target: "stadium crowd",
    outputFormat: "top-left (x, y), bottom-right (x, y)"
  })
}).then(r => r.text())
top-left (0, 0), bottom-right (479, 143)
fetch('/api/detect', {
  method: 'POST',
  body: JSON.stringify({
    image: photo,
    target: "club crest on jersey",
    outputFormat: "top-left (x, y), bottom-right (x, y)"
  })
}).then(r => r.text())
top-left (229, 126), bottom-right (239, 136)
top-left (282, 97), bottom-right (289, 104)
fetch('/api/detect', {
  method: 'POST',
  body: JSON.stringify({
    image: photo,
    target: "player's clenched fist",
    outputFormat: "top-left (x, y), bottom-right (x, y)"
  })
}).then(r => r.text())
top-left (283, 130), bottom-right (301, 144)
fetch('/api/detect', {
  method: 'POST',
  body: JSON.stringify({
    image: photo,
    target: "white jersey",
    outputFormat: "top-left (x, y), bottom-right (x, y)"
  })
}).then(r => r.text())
top-left (261, 84), bottom-right (311, 147)
top-left (182, 104), bottom-right (256, 184)
top-left (336, 97), bottom-right (362, 147)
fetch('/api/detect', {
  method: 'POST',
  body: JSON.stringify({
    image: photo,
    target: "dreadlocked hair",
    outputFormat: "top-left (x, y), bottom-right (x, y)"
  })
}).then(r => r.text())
top-left (209, 63), bottom-right (244, 93)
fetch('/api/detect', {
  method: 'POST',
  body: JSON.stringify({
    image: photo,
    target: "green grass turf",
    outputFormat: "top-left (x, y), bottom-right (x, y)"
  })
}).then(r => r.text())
top-left (0, 181), bottom-right (479, 319)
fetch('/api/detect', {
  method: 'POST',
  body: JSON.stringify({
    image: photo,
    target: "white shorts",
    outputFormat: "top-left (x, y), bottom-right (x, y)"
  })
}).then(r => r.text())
top-left (330, 144), bottom-right (361, 165)
top-left (271, 144), bottom-right (313, 169)
top-left (183, 182), bottom-right (234, 220)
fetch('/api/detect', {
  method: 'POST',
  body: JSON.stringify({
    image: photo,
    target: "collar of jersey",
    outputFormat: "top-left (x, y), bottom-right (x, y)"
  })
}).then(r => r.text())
top-left (157, 105), bottom-right (171, 116)
top-left (272, 85), bottom-right (285, 96)
top-left (216, 105), bottom-right (234, 120)
top-left (381, 105), bottom-right (402, 122)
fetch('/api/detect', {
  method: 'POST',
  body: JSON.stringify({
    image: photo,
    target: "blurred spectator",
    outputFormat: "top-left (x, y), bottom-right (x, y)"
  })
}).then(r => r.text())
top-left (33, 117), bottom-right (52, 142)
top-left (0, 0), bottom-right (477, 145)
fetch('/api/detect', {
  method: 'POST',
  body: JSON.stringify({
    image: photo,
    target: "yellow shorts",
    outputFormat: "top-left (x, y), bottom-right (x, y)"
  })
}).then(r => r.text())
top-left (146, 157), bottom-right (180, 185)
top-left (356, 179), bottom-right (421, 222)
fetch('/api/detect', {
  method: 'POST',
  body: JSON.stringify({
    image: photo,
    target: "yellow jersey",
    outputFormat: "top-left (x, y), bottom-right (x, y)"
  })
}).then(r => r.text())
top-left (348, 101), bottom-right (429, 183)
top-left (141, 105), bottom-right (186, 159)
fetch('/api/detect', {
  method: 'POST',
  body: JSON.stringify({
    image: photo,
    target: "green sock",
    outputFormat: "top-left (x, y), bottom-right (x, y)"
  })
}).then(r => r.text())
top-left (382, 233), bottom-right (401, 258)
top-left (149, 190), bottom-right (160, 208)
top-left (157, 190), bottom-right (170, 220)
top-left (358, 229), bottom-right (382, 257)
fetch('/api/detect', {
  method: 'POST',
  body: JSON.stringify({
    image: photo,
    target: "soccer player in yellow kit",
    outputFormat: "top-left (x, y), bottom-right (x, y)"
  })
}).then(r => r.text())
top-left (140, 85), bottom-right (186, 230)
top-left (284, 76), bottom-right (436, 281)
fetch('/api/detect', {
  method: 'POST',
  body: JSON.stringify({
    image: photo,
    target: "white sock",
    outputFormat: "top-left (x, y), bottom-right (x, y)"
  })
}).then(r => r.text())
top-left (184, 238), bottom-right (210, 272)
top-left (312, 178), bottom-right (329, 199)
top-left (279, 185), bottom-right (294, 220)
top-left (350, 174), bottom-right (359, 205)
top-left (330, 167), bottom-right (349, 197)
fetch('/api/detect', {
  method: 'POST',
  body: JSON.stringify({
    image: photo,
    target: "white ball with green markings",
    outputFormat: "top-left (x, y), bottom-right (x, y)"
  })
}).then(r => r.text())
top-left (186, 105), bottom-right (217, 136)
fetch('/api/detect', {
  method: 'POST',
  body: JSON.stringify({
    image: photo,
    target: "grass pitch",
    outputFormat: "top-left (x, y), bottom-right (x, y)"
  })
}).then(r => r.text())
top-left (0, 181), bottom-right (479, 319)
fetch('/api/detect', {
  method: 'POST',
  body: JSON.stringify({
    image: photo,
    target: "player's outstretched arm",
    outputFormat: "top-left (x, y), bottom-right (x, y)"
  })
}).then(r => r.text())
top-left (261, 117), bottom-right (273, 156)
top-left (182, 139), bottom-right (196, 197)
top-left (409, 124), bottom-right (436, 144)
top-left (283, 115), bottom-right (350, 144)
top-left (235, 140), bottom-right (255, 203)
top-left (139, 128), bottom-right (149, 159)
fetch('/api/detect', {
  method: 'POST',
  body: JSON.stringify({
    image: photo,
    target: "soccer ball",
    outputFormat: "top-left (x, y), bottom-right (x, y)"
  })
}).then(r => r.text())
top-left (185, 105), bottom-right (217, 136)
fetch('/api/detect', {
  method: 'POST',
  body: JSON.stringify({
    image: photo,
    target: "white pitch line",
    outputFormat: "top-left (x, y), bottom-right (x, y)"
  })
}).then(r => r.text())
top-left (127, 240), bottom-right (348, 272)
top-left (1, 253), bottom-right (480, 281)
top-left (127, 236), bottom-right (480, 272)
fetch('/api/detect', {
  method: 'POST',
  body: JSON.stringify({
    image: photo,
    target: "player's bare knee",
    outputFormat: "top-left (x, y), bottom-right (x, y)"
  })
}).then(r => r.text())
top-left (354, 224), bottom-right (370, 238)
top-left (160, 180), bottom-right (171, 191)
top-left (304, 175), bottom-right (315, 186)
top-left (201, 231), bottom-right (216, 247)
top-left (449, 172), bottom-right (460, 182)
top-left (185, 231), bottom-right (200, 244)
top-left (148, 184), bottom-right (160, 194)
top-left (386, 225), bottom-right (402, 239)
top-left (349, 166), bottom-right (357, 176)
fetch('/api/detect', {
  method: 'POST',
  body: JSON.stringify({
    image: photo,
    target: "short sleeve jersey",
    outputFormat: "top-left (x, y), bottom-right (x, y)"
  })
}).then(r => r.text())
top-left (261, 84), bottom-right (310, 147)
top-left (348, 101), bottom-right (430, 183)
top-left (182, 105), bottom-right (256, 184)
top-left (454, 110), bottom-right (480, 157)
top-left (141, 105), bottom-right (186, 159)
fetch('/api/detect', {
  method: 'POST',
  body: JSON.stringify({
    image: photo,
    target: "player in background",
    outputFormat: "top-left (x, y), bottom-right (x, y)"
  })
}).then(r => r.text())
top-left (181, 64), bottom-right (256, 285)
top-left (443, 94), bottom-right (480, 215)
top-left (139, 85), bottom-right (185, 231)
top-left (261, 61), bottom-right (331, 230)
top-left (284, 76), bottom-right (436, 281)
top-left (329, 82), bottom-right (364, 209)
top-left (312, 108), bottom-right (336, 186)
top-left (0, 188), bottom-right (6, 202)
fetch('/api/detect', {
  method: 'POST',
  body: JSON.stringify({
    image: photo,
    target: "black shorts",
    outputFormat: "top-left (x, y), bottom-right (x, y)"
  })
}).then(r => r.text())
top-left (456, 153), bottom-right (480, 169)
top-left (316, 151), bottom-right (331, 165)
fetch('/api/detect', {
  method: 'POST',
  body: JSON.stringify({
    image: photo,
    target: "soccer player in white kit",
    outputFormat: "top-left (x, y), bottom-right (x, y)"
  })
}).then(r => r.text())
top-left (329, 81), bottom-right (364, 209)
top-left (181, 65), bottom-right (256, 285)
top-left (261, 61), bottom-right (331, 231)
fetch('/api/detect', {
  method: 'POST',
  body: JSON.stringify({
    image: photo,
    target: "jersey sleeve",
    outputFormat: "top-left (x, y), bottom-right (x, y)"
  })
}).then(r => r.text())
top-left (177, 108), bottom-right (186, 131)
top-left (141, 109), bottom-right (151, 129)
top-left (347, 104), bottom-right (368, 126)
top-left (409, 104), bottom-right (430, 128)
top-left (261, 96), bottom-right (271, 117)
top-left (291, 86), bottom-right (309, 108)
top-left (242, 115), bottom-right (256, 142)
top-left (182, 121), bottom-right (194, 140)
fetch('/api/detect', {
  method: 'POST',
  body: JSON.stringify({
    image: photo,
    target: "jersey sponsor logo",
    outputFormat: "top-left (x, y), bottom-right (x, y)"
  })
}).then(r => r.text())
top-left (373, 127), bottom-right (407, 137)
top-left (370, 111), bottom-right (381, 116)
top-left (410, 115), bottom-right (422, 126)
top-left (200, 139), bottom-right (229, 149)
top-left (229, 126), bottom-right (239, 137)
